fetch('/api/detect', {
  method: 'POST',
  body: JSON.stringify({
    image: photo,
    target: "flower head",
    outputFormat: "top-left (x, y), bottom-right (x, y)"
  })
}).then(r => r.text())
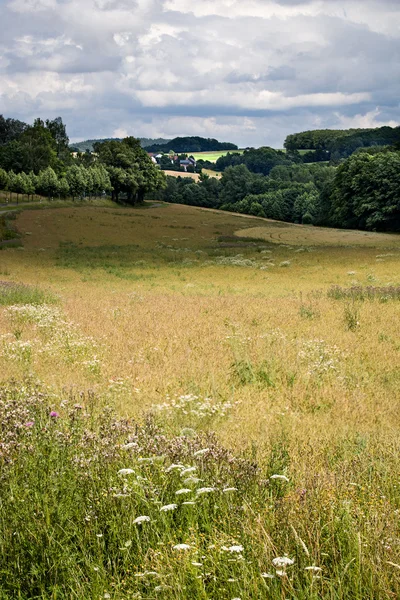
top-left (118, 468), bottom-right (135, 476)
top-left (173, 543), bottom-right (191, 551)
top-left (270, 474), bottom-right (289, 482)
top-left (160, 504), bottom-right (178, 512)
top-left (49, 411), bottom-right (59, 418)
top-left (133, 516), bottom-right (151, 524)
top-left (272, 556), bottom-right (294, 568)
top-left (196, 487), bottom-right (216, 495)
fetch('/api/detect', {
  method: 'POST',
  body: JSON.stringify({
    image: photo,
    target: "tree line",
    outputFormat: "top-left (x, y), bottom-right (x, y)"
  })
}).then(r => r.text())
top-left (284, 125), bottom-right (400, 161)
top-left (0, 116), bottom-right (165, 205)
top-left (158, 147), bottom-right (400, 232)
top-left (146, 136), bottom-right (238, 153)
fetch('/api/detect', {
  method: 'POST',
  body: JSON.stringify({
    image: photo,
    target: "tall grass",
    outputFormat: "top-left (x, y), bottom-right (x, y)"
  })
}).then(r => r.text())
top-left (0, 282), bottom-right (57, 306)
top-left (1, 381), bottom-right (399, 599)
top-left (0, 203), bottom-right (399, 598)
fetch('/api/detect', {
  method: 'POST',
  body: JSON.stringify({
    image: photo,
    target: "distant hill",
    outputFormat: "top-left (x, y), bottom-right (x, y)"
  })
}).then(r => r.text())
top-left (146, 136), bottom-right (238, 153)
top-left (70, 137), bottom-right (172, 152)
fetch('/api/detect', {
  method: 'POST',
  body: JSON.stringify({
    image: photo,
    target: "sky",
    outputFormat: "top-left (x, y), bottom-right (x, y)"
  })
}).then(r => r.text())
top-left (0, 0), bottom-right (399, 147)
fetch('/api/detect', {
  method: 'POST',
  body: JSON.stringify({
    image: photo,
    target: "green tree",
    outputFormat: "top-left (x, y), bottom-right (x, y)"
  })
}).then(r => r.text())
top-left (0, 168), bottom-right (8, 191)
top-left (94, 137), bottom-right (165, 204)
top-left (327, 151), bottom-right (400, 230)
top-left (37, 167), bottom-right (59, 198)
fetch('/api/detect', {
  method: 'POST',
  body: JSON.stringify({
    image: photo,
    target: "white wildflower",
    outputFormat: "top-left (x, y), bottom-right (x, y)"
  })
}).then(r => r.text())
top-left (118, 468), bottom-right (135, 476)
top-left (133, 516), bottom-right (151, 524)
top-left (272, 556), bottom-right (294, 568)
top-left (160, 504), bottom-right (178, 512)
top-left (270, 474), bottom-right (289, 482)
top-left (223, 545), bottom-right (244, 553)
top-left (165, 463), bottom-right (185, 473)
top-left (196, 487), bottom-right (216, 495)
top-left (182, 501), bottom-right (196, 506)
top-left (180, 466), bottom-right (197, 477)
top-left (305, 566), bottom-right (322, 572)
top-left (194, 448), bottom-right (210, 456)
top-left (175, 488), bottom-right (192, 495)
top-left (173, 543), bottom-right (192, 551)
top-left (122, 442), bottom-right (136, 449)
top-left (191, 562), bottom-right (202, 567)
top-left (223, 487), bottom-right (238, 492)
top-left (261, 572), bottom-right (275, 579)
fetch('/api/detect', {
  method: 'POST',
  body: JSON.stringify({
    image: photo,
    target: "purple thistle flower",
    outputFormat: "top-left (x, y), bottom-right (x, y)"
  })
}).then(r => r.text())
top-left (50, 411), bottom-right (60, 418)
top-left (25, 421), bottom-right (34, 427)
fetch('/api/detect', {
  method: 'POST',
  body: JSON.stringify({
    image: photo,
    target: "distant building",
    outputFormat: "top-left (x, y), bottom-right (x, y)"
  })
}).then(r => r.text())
top-left (179, 157), bottom-right (196, 171)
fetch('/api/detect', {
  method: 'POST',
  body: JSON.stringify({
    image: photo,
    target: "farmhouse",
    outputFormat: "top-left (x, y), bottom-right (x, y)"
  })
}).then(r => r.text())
top-left (179, 156), bottom-right (196, 171)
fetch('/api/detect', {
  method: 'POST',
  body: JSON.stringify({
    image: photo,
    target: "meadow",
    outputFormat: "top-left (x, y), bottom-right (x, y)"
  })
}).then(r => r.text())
top-left (190, 151), bottom-right (244, 162)
top-left (0, 200), bottom-right (399, 599)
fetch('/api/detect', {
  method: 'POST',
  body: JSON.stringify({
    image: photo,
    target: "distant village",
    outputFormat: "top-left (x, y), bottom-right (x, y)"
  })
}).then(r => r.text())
top-left (147, 151), bottom-right (198, 173)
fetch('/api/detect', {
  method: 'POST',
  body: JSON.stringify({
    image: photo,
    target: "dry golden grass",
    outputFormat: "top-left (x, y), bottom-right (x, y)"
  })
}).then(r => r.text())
top-left (1, 203), bottom-right (399, 446)
top-left (162, 170), bottom-right (200, 181)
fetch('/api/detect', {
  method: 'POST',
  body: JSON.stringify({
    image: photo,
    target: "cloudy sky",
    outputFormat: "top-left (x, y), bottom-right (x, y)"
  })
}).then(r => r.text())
top-left (0, 0), bottom-right (399, 147)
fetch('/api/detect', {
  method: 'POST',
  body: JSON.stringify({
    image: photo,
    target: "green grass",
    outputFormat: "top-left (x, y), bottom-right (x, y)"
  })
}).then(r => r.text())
top-left (190, 150), bottom-right (244, 162)
top-left (1, 381), bottom-right (399, 599)
top-left (0, 282), bottom-right (58, 306)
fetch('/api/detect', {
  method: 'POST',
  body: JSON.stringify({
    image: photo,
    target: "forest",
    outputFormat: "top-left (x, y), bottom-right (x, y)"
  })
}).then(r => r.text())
top-left (159, 141), bottom-right (400, 232)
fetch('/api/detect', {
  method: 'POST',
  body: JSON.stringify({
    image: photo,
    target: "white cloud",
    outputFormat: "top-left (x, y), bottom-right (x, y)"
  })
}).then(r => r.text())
top-left (335, 107), bottom-right (399, 129)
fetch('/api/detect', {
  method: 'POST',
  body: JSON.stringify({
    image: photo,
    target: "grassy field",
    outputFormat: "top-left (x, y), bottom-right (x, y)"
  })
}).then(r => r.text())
top-left (0, 202), bottom-right (400, 599)
top-left (190, 150), bottom-right (244, 162)
top-left (162, 170), bottom-right (222, 181)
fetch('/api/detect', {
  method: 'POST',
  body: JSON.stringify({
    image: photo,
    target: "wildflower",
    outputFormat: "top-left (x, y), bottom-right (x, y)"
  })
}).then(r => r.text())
top-left (175, 488), bottom-right (192, 495)
top-left (223, 487), bottom-right (238, 492)
top-left (165, 463), bottom-right (185, 473)
top-left (24, 421), bottom-right (34, 427)
top-left (228, 578), bottom-right (236, 582)
top-left (49, 411), bottom-right (59, 418)
top-left (305, 566), bottom-right (322, 572)
top-left (191, 562), bottom-right (202, 566)
top-left (122, 442), bottom-right (137, 449)
top-left (173, 543), bottom-right (191, 551)
top-left (180, 466), bottom-right (197, 477)
top-left (182, 501), bottom-right (196, 506)
top-left (276, 570), bottom-right (287, 577)
top-left (223, 545), bottom-right (244, 553)
top-left (270, 474), bottom-right (289, 482)
top-left (194, 448), bottom-right (210, 456)
top-left (261, 573), bottom-right (275, 579)
top-left (133, 516), bottom-right (151, 524)
top-left (272, 556), bottom-right (294, 568)
top-left (118, 468), bottom-right (135, 476)
top-left (160, 504), bottom-right (178, 512)
top-left (113, 493), bottom-right (130, 498)
top-left (196, 487), bottom-right (216, 495)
